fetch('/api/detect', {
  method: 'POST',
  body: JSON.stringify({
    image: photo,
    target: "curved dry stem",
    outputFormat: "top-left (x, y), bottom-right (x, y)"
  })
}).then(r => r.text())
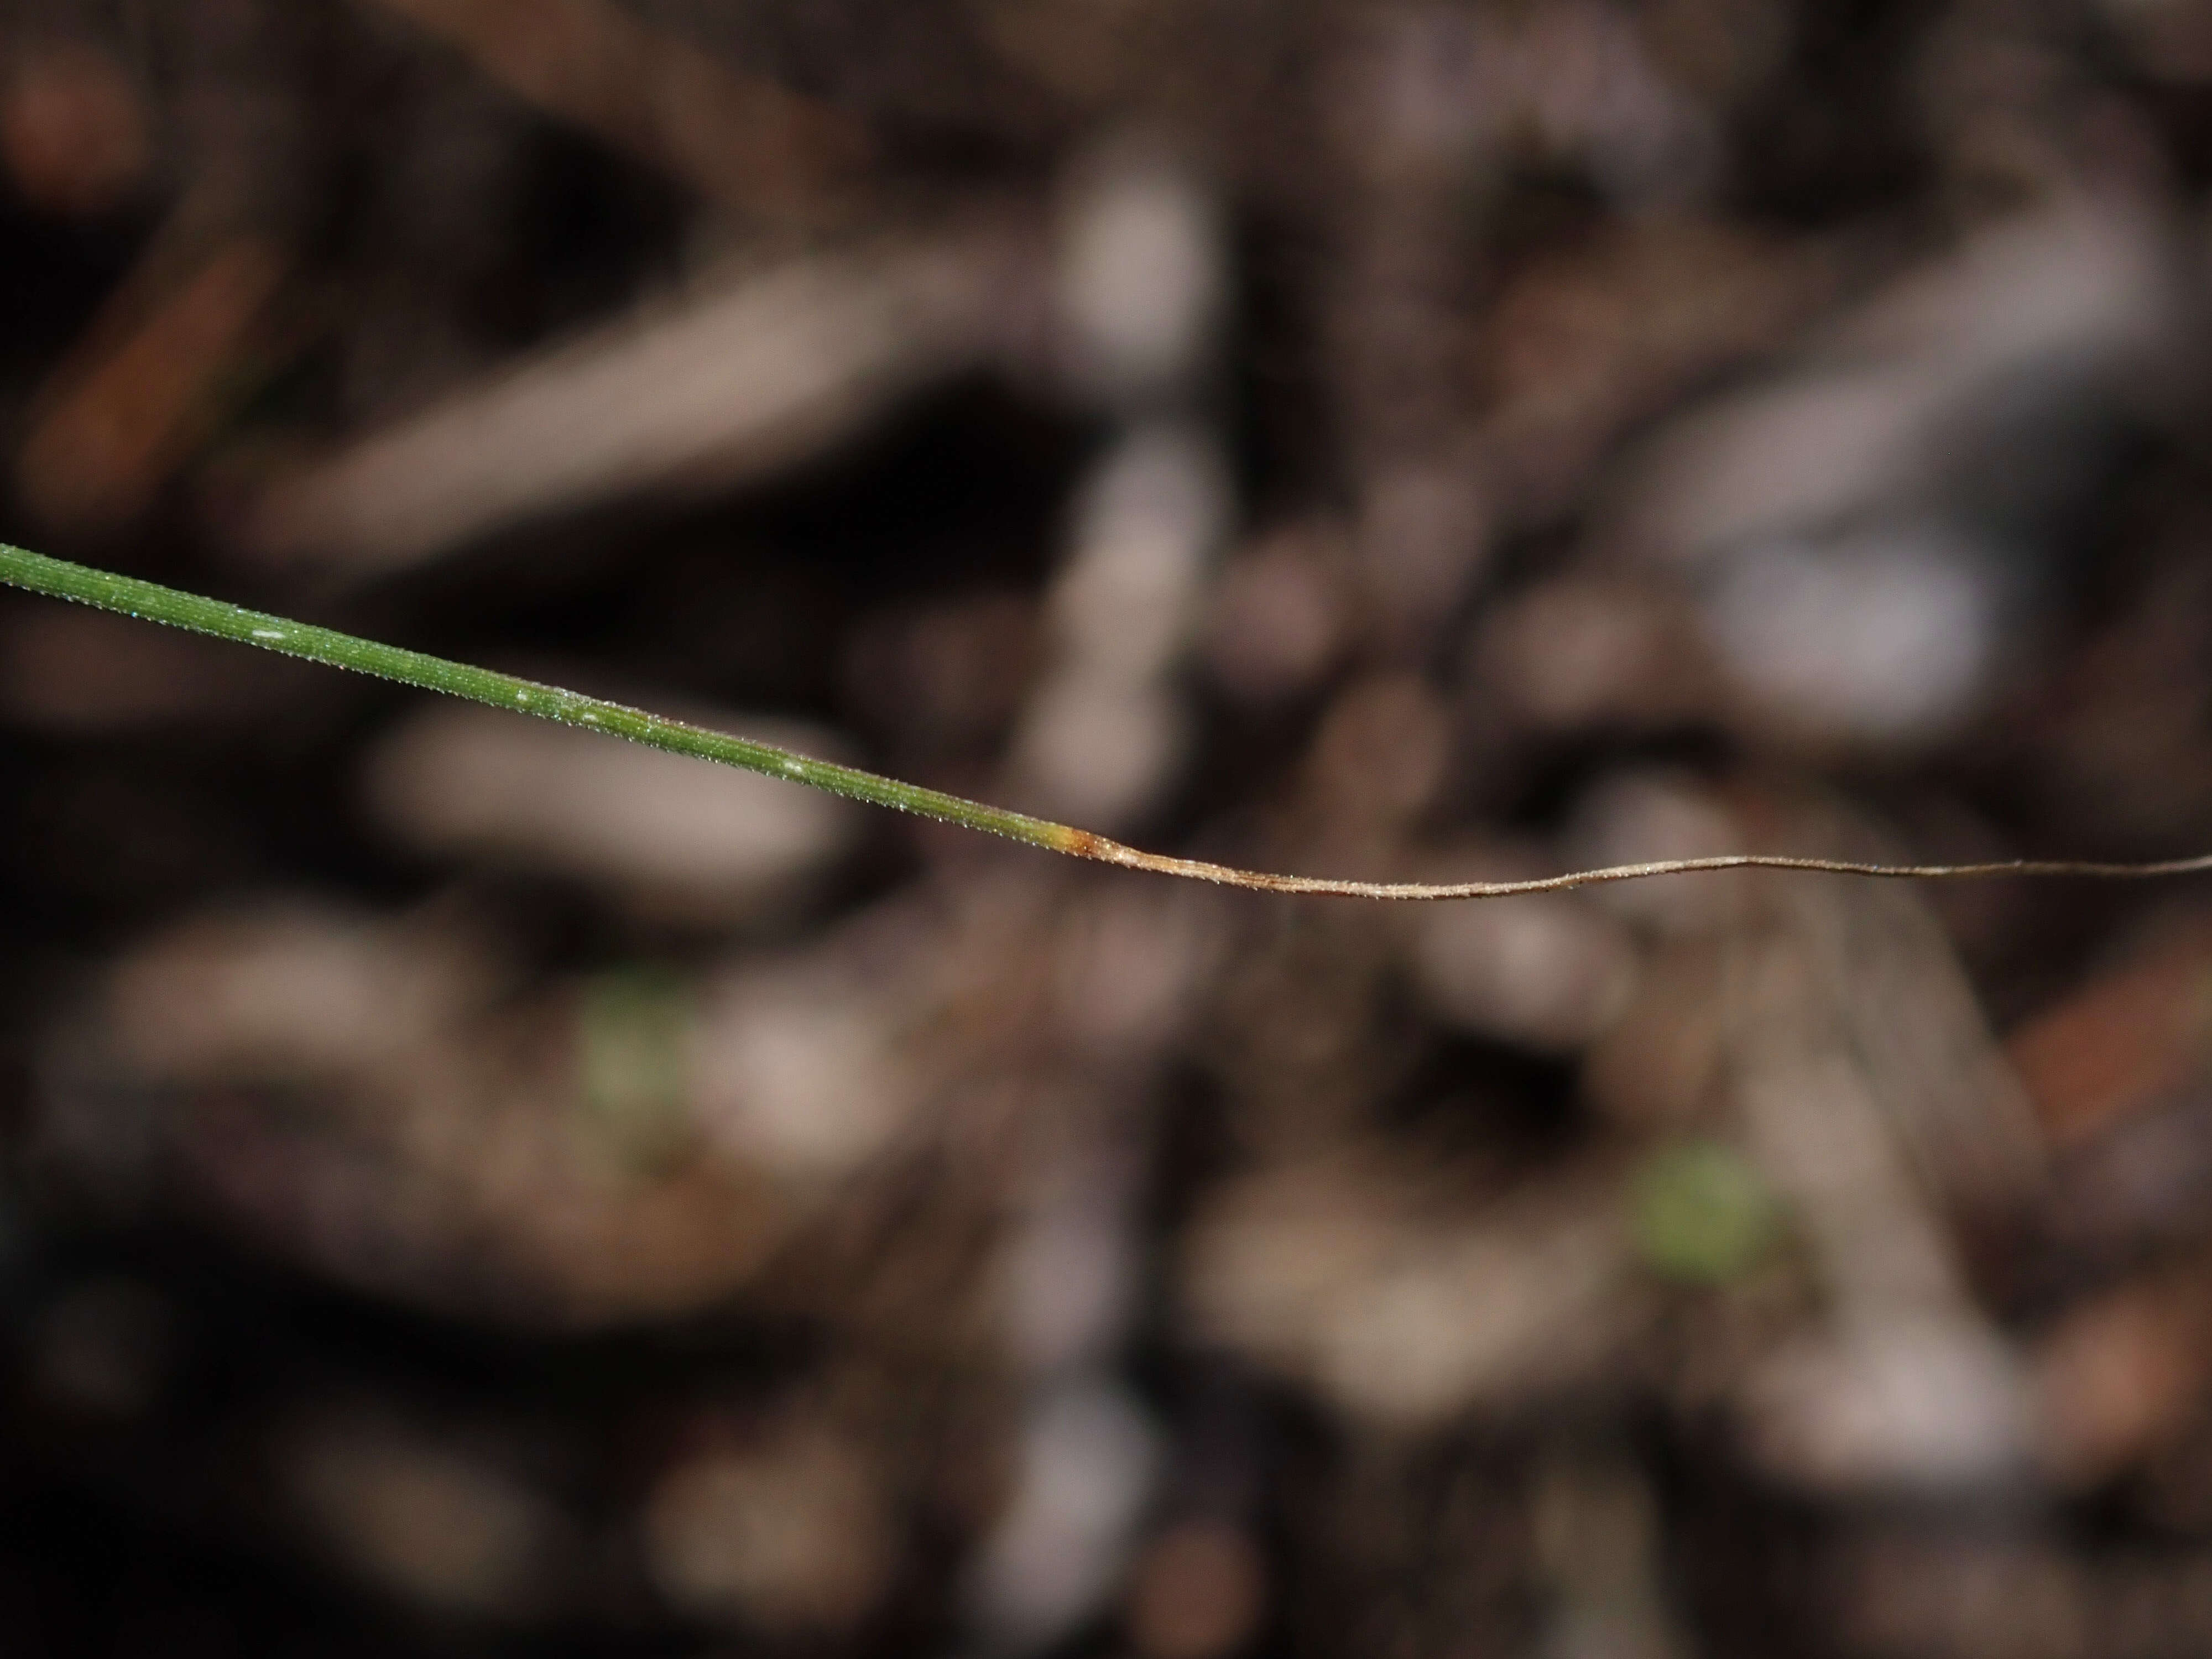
top-left (3, 541), bottom-right (2206, 901)
top-left (1071, 836), bottom-right (2212, 899)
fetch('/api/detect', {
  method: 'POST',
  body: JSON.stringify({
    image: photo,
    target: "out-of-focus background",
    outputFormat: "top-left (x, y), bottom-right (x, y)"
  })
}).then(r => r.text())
top-left (7, 1), bottom-right (2212, 1654)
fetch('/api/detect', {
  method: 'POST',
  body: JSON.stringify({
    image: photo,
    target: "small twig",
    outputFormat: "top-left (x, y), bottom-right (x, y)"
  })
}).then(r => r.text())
top-left (4, 542), bottom-right (2208, 900)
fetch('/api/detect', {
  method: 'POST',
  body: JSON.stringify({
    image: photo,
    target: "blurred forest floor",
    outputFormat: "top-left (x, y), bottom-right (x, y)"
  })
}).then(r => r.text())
top-left (7, 1), bottom-right (2212, 1655)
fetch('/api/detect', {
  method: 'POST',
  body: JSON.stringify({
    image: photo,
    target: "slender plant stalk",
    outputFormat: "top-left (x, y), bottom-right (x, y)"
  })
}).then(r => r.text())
top-left (4, 541), bottom-right (2209, 900)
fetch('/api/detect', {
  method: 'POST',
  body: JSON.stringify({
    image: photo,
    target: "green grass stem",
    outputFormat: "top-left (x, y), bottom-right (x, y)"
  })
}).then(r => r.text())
top-left (4, 541), bottom-right (2209, 900)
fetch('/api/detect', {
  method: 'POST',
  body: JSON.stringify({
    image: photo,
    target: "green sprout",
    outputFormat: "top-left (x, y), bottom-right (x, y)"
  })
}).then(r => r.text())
top-left (1631, 1141), bottom-right (1781, 1286)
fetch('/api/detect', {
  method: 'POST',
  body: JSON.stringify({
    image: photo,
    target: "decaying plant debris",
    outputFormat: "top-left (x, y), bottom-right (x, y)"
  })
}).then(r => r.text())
top-left (8, 1), bottom-right (2212, 1655)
